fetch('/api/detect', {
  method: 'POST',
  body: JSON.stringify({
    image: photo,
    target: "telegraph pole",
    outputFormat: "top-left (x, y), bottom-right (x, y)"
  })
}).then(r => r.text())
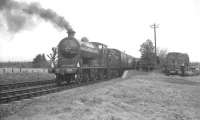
top-left (150, 23), bottom-right (159, 56)
top-left (150, 23), bottom-right (159, 68)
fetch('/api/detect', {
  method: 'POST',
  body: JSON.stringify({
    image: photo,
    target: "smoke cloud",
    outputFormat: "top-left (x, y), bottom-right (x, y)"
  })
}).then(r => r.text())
top-left (0, 0), bottom-right (73, 33)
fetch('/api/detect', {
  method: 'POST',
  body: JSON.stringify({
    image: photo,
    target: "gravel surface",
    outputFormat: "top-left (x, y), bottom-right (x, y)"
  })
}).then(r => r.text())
top-left (1, 70), bottom-right (200, 120)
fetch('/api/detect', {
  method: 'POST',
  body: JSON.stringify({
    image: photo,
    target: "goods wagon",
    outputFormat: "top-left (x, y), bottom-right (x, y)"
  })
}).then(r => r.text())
top-left (165, 52), bottom-right (189, 75)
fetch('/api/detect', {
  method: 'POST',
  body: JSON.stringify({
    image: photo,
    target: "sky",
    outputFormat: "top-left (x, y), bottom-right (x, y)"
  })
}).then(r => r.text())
top-left (0, 0), bottom-right (200, 62)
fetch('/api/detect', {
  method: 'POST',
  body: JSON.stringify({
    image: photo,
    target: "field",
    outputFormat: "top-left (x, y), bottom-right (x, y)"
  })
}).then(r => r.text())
top-left (0, 72), bottom-right (55, 85)
top-left (1, 71), bottom-right (200, 120)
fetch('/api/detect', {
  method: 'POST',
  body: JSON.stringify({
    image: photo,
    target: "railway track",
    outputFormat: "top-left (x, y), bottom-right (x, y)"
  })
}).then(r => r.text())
top-left (0, 80), bottom-right (57, 104)
top-left (0, 79), bottom-right (56, 91)
top-left (0, 78), bottom-right (111, 104)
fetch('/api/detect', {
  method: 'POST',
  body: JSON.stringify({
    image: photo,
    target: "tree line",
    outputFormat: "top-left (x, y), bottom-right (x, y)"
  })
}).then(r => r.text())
top-left (32, 48), bottom-right (57, 68)
top-left (139, 39), bottom-right (168, 71)
top-left (0, 39), bottom-right (167, 69)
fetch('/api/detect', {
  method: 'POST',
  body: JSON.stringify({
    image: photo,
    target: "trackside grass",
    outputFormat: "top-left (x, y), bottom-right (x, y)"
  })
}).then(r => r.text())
top-left (0, 72), bottom-right (55, 85)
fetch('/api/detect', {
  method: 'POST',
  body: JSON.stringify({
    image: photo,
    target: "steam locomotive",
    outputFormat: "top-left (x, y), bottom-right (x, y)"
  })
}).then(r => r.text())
top-left (53, 29), bottom-right (135, 84)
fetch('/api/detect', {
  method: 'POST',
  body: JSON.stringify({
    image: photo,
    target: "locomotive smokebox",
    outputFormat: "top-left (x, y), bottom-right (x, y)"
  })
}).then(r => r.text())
top-left (67, 29), bottom-right (75, 38)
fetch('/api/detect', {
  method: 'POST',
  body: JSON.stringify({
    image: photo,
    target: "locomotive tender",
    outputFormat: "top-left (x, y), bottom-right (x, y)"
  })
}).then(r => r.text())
top-left (53, 29), bottom-right (135, 84)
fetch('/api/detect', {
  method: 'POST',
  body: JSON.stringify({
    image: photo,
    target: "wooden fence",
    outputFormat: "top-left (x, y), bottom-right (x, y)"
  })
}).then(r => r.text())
top-left (0, 68), bottom-right (48, 74)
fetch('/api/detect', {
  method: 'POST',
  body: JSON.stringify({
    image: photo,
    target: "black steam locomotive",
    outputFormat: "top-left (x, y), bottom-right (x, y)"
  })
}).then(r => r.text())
top-left (53, 29), bottom-right (135, 85)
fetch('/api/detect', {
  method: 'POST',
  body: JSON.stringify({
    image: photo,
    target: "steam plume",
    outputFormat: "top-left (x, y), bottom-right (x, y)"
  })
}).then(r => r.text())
top-left (0, 0), bottom-right (72, 33)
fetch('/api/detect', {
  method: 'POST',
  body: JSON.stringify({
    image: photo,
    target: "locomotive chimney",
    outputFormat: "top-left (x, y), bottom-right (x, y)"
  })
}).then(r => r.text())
top-left (67, 29), bottom-right (75, 38)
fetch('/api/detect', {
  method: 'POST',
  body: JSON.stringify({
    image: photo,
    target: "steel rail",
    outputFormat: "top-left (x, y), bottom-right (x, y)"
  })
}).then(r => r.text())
top-left (0, 77), bottom-right (112, 104)
top-left (0, 79), bottom-right (56, 91)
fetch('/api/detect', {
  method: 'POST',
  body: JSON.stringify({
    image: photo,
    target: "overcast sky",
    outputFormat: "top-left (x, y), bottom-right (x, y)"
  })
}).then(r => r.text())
top-left (0, 0), bottom-right (200, 62)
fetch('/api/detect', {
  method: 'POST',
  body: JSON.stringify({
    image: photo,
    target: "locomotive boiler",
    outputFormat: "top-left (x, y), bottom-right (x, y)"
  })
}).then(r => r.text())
top-left (53, 29), bottom-right (135, 85)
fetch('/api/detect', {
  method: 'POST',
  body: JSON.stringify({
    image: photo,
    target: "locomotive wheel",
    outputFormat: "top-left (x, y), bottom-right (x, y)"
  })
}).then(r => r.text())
top-left (83, 69), bottom-right (90, 83)
top-left (104, 69), bottom-right (109, 80)
top-left (107, 69), bottom-right (112, 80)
top-left (115, 69), bottom-right (120, 78)
top-left (64, 74), bottom-right (69, 84)
top-left (111, 69), bottom-right (115, 78)
top-left (75, 69), bottom-right (82, 84)
top-left (56, 74), bottom-right (63, 85)
top-left (95, 69), bottom-right (98, 80)
top-left (76, 73), bottom-right (82, 84)
top-left (66, 74), bottom-right (74, 84)
top-left (112, 69), bottom-right (116, 78)
top-left (90, 69), bottom-right (97, 81)
top-left (118, 70), bottom-right (121, 77)
top-left (98, 69), bottom-right (104, 80)
top-left (87, 69), bottom-right (91, 82)
top-left (89, 69), bottom-right (94, 81)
